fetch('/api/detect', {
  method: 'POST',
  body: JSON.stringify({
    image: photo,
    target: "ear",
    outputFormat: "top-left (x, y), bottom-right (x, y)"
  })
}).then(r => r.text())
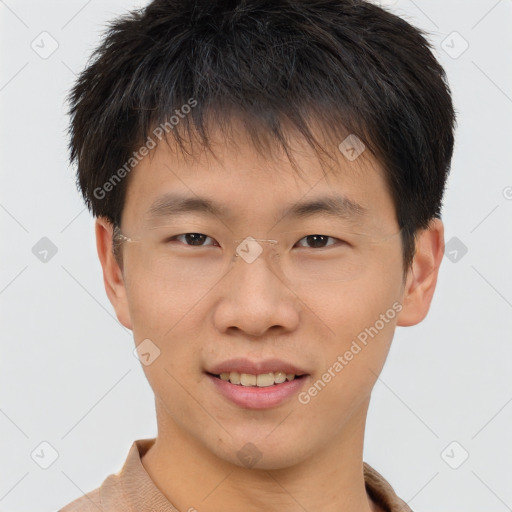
top-left (95, 217), bottom-right (133, 330)
top-left (396, 218), bottom-right (444, 327)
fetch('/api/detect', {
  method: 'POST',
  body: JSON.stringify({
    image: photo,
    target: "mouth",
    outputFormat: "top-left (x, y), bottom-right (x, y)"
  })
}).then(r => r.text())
top-left (205, 359), bottom-right (310, 409)
top-left (208, 371), bottom-right (307, 387)
top-left (205, 358), bottom-right (310, 409)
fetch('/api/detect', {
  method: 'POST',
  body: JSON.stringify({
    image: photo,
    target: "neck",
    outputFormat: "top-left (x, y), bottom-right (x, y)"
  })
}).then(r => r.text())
top-left (142, 397), bottom-right (381, 512)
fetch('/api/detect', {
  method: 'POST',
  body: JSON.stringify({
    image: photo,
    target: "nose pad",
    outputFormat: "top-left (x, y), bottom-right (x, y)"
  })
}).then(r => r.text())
top-left (232, 236), bottom-right (284, 284)
top-left (231, 236), bottom-right (286, 289)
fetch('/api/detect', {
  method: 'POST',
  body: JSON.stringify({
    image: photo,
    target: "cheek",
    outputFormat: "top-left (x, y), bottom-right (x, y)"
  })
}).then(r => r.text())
top-left (124, 260), bottom-right (207, 336)
top-left (295, 287), bottom-right (400, 437)
top-left (292, 265), bottom-right (402, 393)
top-left (291, 262), bottom-right (402, 337)
top-left (124, 273), bottom-right (208, 398)
top-left (125, 281), bottom-right (205, 413)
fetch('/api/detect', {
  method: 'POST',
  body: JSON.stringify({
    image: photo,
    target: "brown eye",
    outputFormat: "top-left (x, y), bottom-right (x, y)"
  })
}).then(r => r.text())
top-left (171, 233), bottom-right (217, 246)
top-left (296, 235), bottom-right (341, 249)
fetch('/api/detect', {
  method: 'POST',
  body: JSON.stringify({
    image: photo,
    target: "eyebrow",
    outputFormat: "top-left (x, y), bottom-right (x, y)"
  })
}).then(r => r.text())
top-left (145, 192), bottom-right (368, 223)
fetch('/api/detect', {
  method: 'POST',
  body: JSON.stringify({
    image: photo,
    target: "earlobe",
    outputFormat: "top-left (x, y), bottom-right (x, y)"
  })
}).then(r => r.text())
top-left (396, 218), bottom-right (445, 327)
top-left (95, 217), bottom-right (133, 330)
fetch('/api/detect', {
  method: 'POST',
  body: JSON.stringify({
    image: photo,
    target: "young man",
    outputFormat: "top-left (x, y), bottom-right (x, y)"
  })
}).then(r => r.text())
top-left (60, 0), bottom-right (455, 510)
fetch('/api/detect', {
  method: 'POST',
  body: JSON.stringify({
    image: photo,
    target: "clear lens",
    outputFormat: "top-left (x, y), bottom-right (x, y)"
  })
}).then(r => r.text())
top-left (116, 227), bottom-right (401, 284)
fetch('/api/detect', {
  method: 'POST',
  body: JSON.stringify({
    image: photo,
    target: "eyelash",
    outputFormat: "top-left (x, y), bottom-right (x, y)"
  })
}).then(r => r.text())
top-left (167, 233), bottom-right (346, 249)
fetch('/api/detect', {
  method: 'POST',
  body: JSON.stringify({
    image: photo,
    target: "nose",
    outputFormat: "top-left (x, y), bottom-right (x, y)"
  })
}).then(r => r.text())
top-left (212, 238), bottom-right (300, 337)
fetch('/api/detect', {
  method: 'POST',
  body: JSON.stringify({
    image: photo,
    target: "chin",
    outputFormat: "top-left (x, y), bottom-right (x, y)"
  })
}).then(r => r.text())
top-left (210, 433), bottom-right (313, 471)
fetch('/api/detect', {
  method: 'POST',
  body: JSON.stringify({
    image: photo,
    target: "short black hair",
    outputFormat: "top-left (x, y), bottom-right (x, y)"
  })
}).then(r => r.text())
top-left (67, 0), bottom-right (456, 273)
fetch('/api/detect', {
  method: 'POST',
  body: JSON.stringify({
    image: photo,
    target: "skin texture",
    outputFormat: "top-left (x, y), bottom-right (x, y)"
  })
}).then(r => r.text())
top-left (95, 120), bottom-right (444, 512)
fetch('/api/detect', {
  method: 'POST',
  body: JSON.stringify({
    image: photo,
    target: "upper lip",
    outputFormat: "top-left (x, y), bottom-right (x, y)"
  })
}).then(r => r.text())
top-left (207, 358), bottom-right (308, 376)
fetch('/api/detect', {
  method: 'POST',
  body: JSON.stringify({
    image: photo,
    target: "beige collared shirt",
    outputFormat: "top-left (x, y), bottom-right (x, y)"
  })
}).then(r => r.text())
top-left (59, 438), bottom-right (412, 512)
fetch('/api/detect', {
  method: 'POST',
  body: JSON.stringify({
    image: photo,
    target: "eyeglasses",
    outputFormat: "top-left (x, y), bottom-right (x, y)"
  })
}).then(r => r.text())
top-left (114, 223), bottom-right (402, 285)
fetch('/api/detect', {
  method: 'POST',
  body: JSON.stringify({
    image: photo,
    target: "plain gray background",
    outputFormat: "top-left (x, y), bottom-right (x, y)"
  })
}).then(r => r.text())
top-left (1, 0), bottom-right (511, 510)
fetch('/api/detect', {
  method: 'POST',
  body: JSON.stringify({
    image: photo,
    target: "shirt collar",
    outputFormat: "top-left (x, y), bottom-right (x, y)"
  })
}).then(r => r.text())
top-left (112, 438), bottom-right (411, 512)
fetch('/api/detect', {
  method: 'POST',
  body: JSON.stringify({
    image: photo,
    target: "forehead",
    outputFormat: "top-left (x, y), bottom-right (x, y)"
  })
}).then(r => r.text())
top-left (121, 120), bottom-right (397, 232)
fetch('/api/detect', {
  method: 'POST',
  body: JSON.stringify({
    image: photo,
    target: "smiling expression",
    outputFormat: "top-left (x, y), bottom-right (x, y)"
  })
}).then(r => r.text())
top-left (105, 120), bottom-right (414, 470)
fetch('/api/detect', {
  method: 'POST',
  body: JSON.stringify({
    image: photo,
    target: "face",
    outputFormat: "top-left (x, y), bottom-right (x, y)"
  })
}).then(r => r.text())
top-left (101, 121), bottom-right (437, 470)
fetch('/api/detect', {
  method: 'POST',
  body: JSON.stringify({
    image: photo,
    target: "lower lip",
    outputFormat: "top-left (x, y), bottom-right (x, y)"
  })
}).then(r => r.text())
top-left (207, 374), bottom-right (308, 410)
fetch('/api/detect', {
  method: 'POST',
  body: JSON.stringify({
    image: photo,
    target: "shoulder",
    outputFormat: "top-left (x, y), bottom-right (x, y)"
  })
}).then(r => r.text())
top-left (58, 473), bottom-right (124, 511)
top-left (57, 439), bottom-right (154, 511)
top-left (363, 462), bottom-right (412, 512)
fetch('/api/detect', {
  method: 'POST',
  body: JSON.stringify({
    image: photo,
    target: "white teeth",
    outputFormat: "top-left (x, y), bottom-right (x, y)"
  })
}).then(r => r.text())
top-left (240, 373), bottom-right (257, 386)
top-left (274, 372), bottom-right (287, 384)
top-left (217, 371), bottom-right (299, 387)
top-left (256, 373), bottom-right (275, 387)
